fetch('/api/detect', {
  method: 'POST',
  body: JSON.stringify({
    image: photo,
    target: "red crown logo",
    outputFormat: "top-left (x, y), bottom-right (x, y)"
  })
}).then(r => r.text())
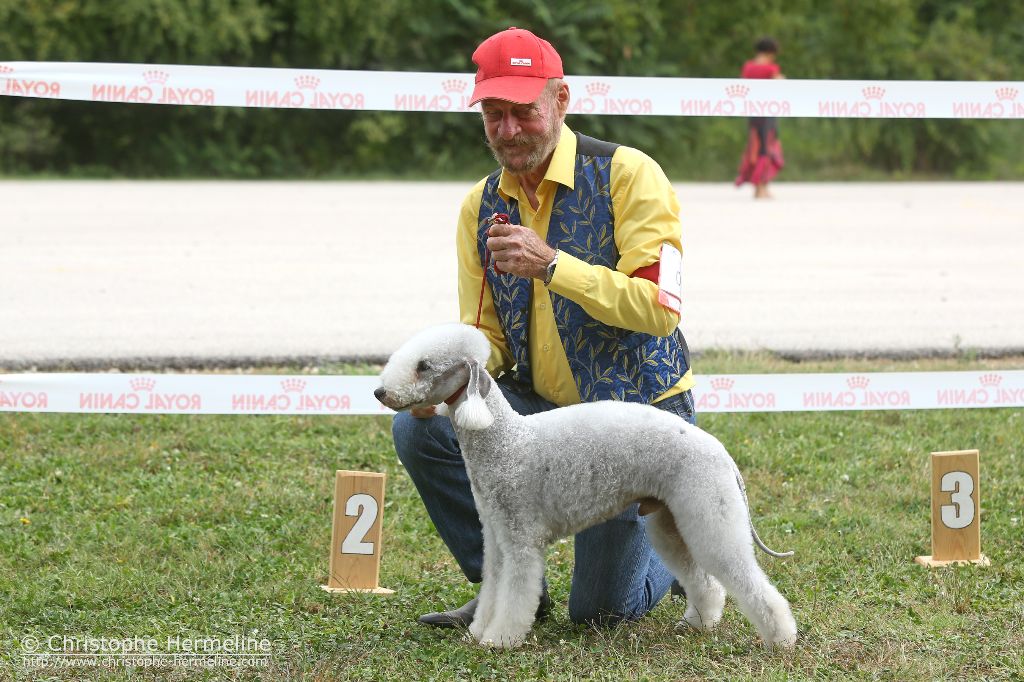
top-left (0, 65), bottom-right (14, 74)
top-left (862, 86), bottom-right (886, 100)
top-left (281, 379), bottom-right (307, 393)
top-left (294, 75), bottom-right (320, 90)
top-left (846, 376), bottom-right (870, 390)
top-left (130, 377), bottom-right (156, 392)
top-left (710, 378), bottom-right (734, 391)
top-left (995, 87), bottom-right (1018, 101)
top-left (442, 79), bottom-right (467, 94)
top-left (143, 69), bottom-right (169, 85)
top-left (979, 373), bottom-right (1002, 387)
top-left (586, 81), bottom-right (611, 97)
top-left (725, 84), bottom-right (749, 98)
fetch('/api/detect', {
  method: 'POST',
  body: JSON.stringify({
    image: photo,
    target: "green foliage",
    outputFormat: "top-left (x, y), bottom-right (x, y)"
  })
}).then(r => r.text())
top-left (0, 0), bottom-right (1022, 179)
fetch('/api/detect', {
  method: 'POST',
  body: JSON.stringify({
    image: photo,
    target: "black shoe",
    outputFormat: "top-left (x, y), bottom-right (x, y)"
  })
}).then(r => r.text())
top-left (418, 588), bottom-right (552, 628)
top-left (670, 580), bottom-right (686, 598)
top-left (418, 596), bottom-right (479, 628)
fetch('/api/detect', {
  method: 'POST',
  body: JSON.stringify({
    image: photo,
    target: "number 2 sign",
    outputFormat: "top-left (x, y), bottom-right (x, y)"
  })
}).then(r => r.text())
top-left (915, 450), bottom-right (989, 568)
top-left (322, 470), bottom-right (395, 594)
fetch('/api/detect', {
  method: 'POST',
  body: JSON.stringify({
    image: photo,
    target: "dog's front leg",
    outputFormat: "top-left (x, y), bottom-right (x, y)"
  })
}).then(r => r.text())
top-left (479, 541), bottom-right (544, 649)
top-left (469, 521), bottom-right (500, 642)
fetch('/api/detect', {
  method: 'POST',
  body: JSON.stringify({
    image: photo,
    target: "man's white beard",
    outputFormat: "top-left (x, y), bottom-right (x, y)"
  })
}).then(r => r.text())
top-left (487, 120), bottom-right (561, 174)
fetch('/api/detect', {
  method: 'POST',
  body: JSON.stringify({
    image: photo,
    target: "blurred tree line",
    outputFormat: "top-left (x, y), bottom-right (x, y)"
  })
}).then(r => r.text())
top-left (0, 0), bottom-right (1021, 179)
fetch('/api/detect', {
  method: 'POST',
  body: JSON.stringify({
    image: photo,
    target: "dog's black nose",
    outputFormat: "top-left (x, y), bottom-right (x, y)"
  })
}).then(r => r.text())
top-left (374, 387), bottom-right (387, 402)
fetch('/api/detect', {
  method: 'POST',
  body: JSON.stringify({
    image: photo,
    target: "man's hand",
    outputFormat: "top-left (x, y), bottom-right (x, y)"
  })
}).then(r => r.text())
top-left (411, 406), bottom-right (437, 419)
top-left (486, 223), bottom-right (556, 280)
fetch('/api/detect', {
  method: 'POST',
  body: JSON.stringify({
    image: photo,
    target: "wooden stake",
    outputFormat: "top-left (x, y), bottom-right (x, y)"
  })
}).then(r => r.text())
top-left (915, 450), bottom-right (989, 568)
top-left (321, 470), bottom-right (395, 594)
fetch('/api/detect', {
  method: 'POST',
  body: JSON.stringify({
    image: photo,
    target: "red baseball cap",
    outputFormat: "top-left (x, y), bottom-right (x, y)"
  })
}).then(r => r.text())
top-left (469, 27), bottom-right (564, 106)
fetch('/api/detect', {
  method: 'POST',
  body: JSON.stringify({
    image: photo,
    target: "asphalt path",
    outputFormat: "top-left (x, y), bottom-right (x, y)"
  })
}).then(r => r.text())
top-left (1, 181), bottom-right (1022, 368)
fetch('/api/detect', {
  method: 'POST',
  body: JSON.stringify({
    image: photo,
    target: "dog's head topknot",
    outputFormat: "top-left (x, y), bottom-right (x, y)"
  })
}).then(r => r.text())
top-left (392, 323), bottom-right (490, 368)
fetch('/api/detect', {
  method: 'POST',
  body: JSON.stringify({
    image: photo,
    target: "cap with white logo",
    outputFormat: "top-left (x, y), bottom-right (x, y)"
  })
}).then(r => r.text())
top-left (469, 27), bottom-right (564, 106)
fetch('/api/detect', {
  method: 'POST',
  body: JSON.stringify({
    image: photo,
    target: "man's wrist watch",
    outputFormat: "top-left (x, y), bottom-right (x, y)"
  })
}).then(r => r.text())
top-left (543, 250), bottom-right (559, 287)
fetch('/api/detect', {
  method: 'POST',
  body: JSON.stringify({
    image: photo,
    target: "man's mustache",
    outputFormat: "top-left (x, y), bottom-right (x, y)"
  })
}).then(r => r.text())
top-left (490, 134), bottom-right (544, 149)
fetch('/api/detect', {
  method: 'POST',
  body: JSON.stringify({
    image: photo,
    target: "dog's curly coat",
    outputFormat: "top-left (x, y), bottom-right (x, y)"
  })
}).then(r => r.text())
top-left (377, 323), bottom-right (797, 649)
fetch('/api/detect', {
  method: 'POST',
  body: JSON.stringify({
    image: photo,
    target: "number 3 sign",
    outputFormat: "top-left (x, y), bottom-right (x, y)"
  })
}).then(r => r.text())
top-left (915, 450), bottom-right (990, 568)
top-left (322, 470), bottom-right (395, 594)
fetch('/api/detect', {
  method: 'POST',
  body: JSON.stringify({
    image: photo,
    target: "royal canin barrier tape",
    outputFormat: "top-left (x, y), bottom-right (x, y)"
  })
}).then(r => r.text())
top-left (1, 62), bottom-right (1022, 118)
top-left (0, 371), bottom-right (1022, 415)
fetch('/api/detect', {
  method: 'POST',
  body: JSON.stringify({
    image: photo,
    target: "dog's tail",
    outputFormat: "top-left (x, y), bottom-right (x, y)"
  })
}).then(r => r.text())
top-left (731, 463), bottom-right (794, 558)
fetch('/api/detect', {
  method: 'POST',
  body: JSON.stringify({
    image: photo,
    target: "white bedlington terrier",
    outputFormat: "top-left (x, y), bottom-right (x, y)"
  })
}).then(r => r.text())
top-left (375, 323), bottom-right (797, 650)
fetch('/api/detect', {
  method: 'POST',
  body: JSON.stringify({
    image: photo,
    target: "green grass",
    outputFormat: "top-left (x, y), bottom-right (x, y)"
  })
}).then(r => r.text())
top-left (2, 355), bottom-right (1023, 680)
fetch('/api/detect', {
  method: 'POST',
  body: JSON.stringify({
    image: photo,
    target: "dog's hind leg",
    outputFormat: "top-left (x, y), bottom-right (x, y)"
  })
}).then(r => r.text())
top-left (646, 507), bottom-right (726, 631)
top-left (671, 501), bottom-right (797, 648)
top-left (711, 555), bottom-right (796, 648)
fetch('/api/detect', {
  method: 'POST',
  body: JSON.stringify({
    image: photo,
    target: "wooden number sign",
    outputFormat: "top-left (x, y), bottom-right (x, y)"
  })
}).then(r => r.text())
top-left (321, 470), bottom-right (395, 594)
top-left (915, 450), bottom-right (990, 568)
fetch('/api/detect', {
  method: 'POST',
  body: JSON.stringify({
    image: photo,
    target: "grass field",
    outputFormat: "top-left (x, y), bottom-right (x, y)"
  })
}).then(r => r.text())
top-left (2, 354), bottom-right (1023, 681)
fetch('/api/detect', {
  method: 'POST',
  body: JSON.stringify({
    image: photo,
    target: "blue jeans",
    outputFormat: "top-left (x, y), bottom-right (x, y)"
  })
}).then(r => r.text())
top-left (392, 378), bottom-right (697, 625)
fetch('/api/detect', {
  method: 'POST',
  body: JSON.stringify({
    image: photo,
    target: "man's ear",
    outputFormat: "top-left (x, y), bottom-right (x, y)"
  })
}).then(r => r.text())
top-left (452, 359), bottom-right (493, 430)
top-left (555, 80), bottom-right (570, 118)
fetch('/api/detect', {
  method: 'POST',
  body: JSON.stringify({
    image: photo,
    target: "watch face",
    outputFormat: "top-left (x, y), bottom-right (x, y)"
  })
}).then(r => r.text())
top-left (545, 255), bottom-right (557, 285)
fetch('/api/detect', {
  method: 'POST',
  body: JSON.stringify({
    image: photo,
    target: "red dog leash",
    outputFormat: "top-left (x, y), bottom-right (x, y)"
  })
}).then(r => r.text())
top-left (475, 212), bottom-right (509, 328)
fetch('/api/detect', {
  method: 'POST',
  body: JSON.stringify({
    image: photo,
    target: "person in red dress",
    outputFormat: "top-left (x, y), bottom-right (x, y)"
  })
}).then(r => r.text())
top-left (735, 37), bottom-right (785, 199)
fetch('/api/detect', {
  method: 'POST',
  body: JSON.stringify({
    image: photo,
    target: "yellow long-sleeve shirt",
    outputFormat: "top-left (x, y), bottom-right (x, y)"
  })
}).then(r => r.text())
top-left (457, 124), bottom-right (694, 406)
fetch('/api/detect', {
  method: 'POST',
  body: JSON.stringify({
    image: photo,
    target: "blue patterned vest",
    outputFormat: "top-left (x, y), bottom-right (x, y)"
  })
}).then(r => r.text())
top-left (477, 132), bottom-right (690, 403)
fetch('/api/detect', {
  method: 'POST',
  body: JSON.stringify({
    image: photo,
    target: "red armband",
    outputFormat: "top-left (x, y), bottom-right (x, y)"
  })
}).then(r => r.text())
top-left (631, 261), bottom-right (660, 284)
top-left (631, 243), bottom-right (683, 314)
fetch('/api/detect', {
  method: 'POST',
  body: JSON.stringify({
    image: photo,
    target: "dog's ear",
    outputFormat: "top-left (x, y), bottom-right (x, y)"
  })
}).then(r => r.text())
top-left (452, 359), bottom-right (493, 430)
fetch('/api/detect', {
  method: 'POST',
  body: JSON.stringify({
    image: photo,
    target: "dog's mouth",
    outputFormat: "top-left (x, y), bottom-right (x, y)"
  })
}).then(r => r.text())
top-left (381, 397), bottom-right (416, 411)
top-left (374, 388), bottom-right (430, 412)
